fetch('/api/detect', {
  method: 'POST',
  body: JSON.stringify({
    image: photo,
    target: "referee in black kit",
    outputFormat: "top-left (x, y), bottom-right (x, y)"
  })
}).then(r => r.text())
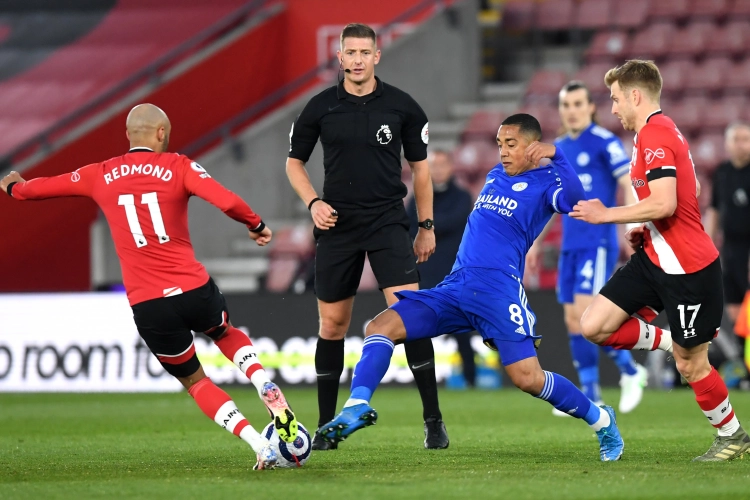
top-left (286, 23), bottom-right (449, 450)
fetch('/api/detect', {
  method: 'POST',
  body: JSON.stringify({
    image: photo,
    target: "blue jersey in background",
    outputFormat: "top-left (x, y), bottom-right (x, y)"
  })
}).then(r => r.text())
top-left (452, 151), bottom-right (581, 281)
top-left (554, 124), bottom-right (630, 251)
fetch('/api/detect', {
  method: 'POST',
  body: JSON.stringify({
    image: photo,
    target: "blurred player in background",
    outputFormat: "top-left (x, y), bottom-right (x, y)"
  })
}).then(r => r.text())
top-left (527, 81), bottom-right (647, 416)
top-left (0, 104), bottom-right (295, 470)
top-left (575, 60), bottom-right (750, 461)
top-left (320, 114), bottom-right (627, 462)
top-left (704, 122), bottom-right (750, 327)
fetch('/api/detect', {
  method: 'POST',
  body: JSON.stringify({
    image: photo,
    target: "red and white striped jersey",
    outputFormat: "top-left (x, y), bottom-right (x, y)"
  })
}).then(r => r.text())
top-left (11, 148), bottom-right (262, 305)
top-left (630, 111), bottom-right (718, 274)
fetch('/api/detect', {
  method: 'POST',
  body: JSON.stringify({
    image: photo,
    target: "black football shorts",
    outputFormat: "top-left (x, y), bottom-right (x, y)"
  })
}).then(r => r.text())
top-left (131, 277), bottom-right (229, 377)
top-left (314, 202), bottom-right (419, 303)
top-left (599, 249), bottom-right (723, 348)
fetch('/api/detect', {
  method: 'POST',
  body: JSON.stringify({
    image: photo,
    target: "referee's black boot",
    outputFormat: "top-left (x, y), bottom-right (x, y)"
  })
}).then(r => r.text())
top-left (424, 417), bottom-right (450, 449)
top-left (312, 429), bottom-right (338, 451)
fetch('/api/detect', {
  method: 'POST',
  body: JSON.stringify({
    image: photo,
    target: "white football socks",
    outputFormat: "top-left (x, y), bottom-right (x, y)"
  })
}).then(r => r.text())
top-left (589, 406), bottom-right (612, 432)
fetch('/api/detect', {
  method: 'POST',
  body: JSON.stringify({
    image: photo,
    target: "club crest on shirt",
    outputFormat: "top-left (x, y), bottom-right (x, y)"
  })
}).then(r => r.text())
top-left (376, 124), bottom-right (393, 145)
top-left (576, 152), bottom-right (590, 166)
top-left (71, 171), bottom-right (81, 182)
top-left (512, 182), bottom-right (528, 192)
top-left (644, 148), bottom-right (665, 164)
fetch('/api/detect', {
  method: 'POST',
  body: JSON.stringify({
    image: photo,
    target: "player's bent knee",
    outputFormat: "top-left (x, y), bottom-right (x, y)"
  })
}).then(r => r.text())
top-left (319, 316), bottom-right (349, 340)
top-left (365, 309), bottom-right (406, 343)
top-left (674, 357), bottom-right (711, 383)
top-left (505, 359), bottom-right (545, 394)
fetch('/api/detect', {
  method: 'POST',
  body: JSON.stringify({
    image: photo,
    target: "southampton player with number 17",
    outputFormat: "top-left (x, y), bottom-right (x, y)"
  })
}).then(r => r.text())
top-left (574, 60), bottom-right (750, 461)
top-left (319, 114), bottom-right (627, 462)
top-left (0, 104), bottom-right (296, 470)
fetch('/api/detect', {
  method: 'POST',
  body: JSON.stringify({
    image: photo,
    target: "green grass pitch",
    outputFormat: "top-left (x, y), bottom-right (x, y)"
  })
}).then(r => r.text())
top-left (2, 387), bottom-right (750, 499)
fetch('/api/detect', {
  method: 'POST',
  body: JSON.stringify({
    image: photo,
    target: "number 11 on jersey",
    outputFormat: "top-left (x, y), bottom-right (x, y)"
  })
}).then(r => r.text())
top-left (118, 192), bottom-right (170, 248)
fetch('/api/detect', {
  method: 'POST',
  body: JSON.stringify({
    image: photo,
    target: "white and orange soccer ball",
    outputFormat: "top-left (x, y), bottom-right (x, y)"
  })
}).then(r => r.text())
top-left (261, 422), bottom-right (312, 468)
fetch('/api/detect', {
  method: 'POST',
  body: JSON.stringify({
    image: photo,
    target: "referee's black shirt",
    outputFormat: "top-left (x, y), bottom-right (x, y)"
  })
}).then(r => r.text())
top-left (711, 160), bottom-right (750, 240)
top-left (289, 76), bottom-right (429, 210)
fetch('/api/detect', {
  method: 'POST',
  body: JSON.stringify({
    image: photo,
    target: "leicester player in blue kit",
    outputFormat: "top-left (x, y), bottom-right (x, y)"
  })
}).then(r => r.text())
top-left (319, 114), bottom-right (625, 461)
top-left (527, 82), bottom-right (647, 416)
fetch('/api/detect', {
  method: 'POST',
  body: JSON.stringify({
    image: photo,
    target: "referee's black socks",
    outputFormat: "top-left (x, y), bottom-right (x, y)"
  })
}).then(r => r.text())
top-left (315, 337), bottom-right (345, 427)
top-left (405, 338), bottom-right (443, 421)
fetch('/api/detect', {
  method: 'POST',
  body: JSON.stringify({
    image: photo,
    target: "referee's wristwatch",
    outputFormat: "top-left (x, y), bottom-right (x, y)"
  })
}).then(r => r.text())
top-left (418, 219), bottom-right (434, 230)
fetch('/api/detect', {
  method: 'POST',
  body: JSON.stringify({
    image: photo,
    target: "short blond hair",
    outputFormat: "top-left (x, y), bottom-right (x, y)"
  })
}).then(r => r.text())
top-left (604, 59), bottom-right (662, 101)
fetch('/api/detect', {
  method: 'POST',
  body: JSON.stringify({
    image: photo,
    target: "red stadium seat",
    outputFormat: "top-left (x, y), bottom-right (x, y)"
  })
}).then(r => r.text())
top-left (628, 22), bottom-right (677, 60)
top-left (650, 0), bottom-right (691, 20)
top-left (266, 257), bottom-right (301, 293)
top-left (702, 96), bottom-right (747, 131)
top-left (576, 0), bottom-right (613, 29)
top-left (729, 0), bottom-right (750, 18)
top-left (524, 70), bottom-right (569, 104)
top-left (537, 0), bottom-right (575, 31)
top-left (596, 107), bottom-right (623, 134)
top-left (658, 59), bottom-right (694, 97)
top-left (501, 0), bottom-right (535, 31)
top-left (573, 62), bottom-right (615, 99)
top-left (519, 104), bottom-right (562, 137)
top-left (725, 58), bottom-right (750, 94)
top-left (691, 133), bottom-right (726, 173)
top-left (269, 225), bottom-right (315, 258)
top-left (684, 57), bottom-right (733, 95)
top-left (462, 110), bottom-right (503, 142)
top-left (585, 31), bottom-right (628, 63)
top-left (613, 0), bottom-right (651, 29)
top-left (667, 21), bottom-right (715, 59)
top-left (690, 0), bottom-right (731, 21)
top-left (453, 141), bottom-right (499, 183)
top-left (706, 21), bottom-right (750, 57)
top-left (668, 96), bottom-right (710, 136)
top-left (359, 258), bottom-right (378, 291)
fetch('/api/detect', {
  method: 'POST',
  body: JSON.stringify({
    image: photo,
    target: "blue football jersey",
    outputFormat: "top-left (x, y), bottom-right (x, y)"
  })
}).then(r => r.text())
top-left (452, 152), bottom-right (583, 280)
top-left (554, 124), bottom-right (630, 251)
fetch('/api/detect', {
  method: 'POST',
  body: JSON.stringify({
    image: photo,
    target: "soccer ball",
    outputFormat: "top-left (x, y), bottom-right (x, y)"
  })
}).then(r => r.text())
top-left (261, 421), bottom-right (312, 468)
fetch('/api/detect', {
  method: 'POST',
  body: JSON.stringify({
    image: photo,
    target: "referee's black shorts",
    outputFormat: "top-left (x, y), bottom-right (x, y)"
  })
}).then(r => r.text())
top-left (314, 202), bottom-right (419, 303)
top-left (720, 238), bottom-right (750, 305)
top-left (131, 277), bottom-right (229, 377)
top-left (599, 249), bottom-right (723, 348)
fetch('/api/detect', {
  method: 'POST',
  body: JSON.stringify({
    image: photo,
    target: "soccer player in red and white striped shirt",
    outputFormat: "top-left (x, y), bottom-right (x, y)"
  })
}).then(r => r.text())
top-left (0, 104), bottom-right (295, 469)
top-left (572, 60), bottom-right (749, 461)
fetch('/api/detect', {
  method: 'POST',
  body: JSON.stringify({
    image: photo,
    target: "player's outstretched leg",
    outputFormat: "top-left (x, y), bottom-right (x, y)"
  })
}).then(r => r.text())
top-left (186, 373), bottom-right (277, 469)
top-left (319, 309), bottom-right (407, 443)
top-left (505, 354), bottom-right (624, 462)
top-left (205, 321), bottom-right (297, 443)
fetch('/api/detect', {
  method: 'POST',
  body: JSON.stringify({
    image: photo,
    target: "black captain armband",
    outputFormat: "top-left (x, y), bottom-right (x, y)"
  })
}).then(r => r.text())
top-left (646, 166), bottom-right (677, 181)
top-left (6, 182), bottom-right (17, 196)
top-left (307, 197), bottom-right (321, 210)
top-left (249, 221), bottom-right (266, 233)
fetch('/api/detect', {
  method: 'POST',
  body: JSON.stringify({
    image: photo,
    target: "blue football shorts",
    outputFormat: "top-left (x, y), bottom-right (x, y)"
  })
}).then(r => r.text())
top-left (392, 267), bottom-right (540, 366)
top-left (556, 244), bottom-right (619, 304)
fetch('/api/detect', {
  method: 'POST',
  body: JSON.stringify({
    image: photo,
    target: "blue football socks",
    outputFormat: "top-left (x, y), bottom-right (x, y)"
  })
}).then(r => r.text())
top-left (537, 370), bottom-right (608, 429)
top-left (348, 334), bottom-right (395, 404)
top-left (601, 345), bottom-right (638, 376)
top-left (569, 333), bottom-right (602, 402)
